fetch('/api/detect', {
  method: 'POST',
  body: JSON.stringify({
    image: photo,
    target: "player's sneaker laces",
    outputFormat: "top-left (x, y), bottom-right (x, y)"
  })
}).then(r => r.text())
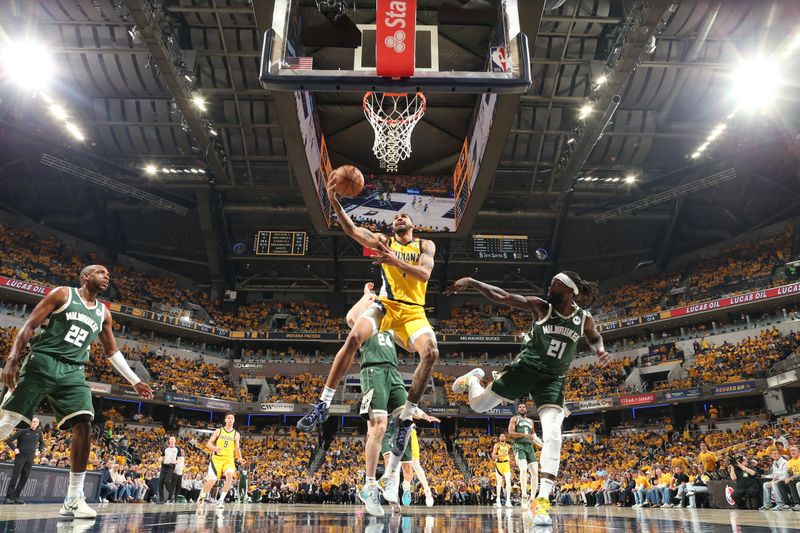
top-left (531, 497), bottom-right (552, 526)
top-left (452, 368), bottom-right (485, 394)
top-left (59, 497), bottom-right (97, 519)
top-left (296, 401), bottom-right (329, 433)
top-left (389, 418), bottom-right (415, 458)
top-left (359, 483), bottom-right (385, 517)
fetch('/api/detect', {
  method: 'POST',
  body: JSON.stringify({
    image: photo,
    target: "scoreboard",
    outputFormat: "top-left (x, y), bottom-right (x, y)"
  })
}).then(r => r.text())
top-left (473, 234), bottom-right (529, 260)
top-left (254, 231), bottom-right (308, 256)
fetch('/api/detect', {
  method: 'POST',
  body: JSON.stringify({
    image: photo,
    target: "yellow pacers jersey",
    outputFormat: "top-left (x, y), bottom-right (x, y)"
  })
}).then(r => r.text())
top-left (379, 237), bottom-right (427, 306)
top-left (496, 443), bottom-right (510, 462)
top-left (215, 428), bottom-right (237, 459)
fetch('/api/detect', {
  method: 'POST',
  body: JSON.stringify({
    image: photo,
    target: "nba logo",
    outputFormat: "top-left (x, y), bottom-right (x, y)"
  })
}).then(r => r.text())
top-left (490, 47), bottom-right (507, 72)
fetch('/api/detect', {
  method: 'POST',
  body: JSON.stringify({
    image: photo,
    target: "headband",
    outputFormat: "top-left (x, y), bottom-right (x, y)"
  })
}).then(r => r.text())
top-left (553, 272), bottom-right (579, 295)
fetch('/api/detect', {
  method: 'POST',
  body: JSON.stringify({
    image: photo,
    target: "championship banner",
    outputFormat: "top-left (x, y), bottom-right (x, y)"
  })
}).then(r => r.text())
top-left (328, 404), bottom-right (352, 415)
top-left (427, 406), bottom-right (460, 416)
top-left (618, 393), bottom-right (656, 406)
top-left (87, 381), bottom-right (112, 394)
top-left (164, 392), bottom-right (198, 405)
top-left (570, 398), bottom-right (613, 411)
top-left (664, 388), bottom-right (702, 401)
top-left (260, 402), bottom-right (295, 413)
top-left (709, 381), bottom-right (758, 396)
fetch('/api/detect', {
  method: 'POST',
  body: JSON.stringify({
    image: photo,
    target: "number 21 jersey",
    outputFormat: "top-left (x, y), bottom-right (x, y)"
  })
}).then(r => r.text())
top-left (518, 303), bottom-right (586, 377)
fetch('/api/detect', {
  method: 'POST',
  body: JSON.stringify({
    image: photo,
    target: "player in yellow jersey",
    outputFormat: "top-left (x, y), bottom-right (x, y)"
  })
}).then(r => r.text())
top-left (196, 413), bottom-right (242, 511)
top-left (492, 434), bottom-right (513, 507)
top-left (298, 176), bottom-right (438, 477)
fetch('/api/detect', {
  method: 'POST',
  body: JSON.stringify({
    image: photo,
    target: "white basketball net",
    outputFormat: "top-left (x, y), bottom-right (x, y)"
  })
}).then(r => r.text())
top-left (363, 92), bottom-right (426, 172)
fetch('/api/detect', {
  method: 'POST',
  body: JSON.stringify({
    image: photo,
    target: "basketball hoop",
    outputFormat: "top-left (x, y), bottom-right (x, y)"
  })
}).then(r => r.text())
top-left (363, 92), bottom-right (426, 172)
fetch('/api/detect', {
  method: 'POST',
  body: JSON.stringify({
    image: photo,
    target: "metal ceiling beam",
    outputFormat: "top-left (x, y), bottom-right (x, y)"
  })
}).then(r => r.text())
top-left (126, 0), bottom-right (229, 284)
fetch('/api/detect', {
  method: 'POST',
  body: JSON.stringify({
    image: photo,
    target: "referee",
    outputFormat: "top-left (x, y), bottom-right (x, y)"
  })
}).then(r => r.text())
top-left (5, 417), bottom-right (44, 504)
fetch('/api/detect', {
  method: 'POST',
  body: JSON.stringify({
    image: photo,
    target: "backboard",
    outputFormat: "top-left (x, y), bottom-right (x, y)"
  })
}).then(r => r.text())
top-left (260, 0), bottom-right (530, 94)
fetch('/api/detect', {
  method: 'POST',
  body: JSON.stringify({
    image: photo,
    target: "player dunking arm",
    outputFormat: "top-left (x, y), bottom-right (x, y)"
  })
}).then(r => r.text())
top-left (444, 271), bottom-right (608, 526)
top-left (508, 403), bottom-right (543, 505)
top-left (344, 283), bottom-right (438, 516)
top-left (0, 265), bottom-right (153, 519)
top-left (298, 178), bottom-right (439, 472)
top-left (196, 412), bottom-right (242, 512)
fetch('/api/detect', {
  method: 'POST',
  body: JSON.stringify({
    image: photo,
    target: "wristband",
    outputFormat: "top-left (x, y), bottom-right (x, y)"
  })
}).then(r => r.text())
top-left (109, 351), bottom-right (141, 386)
top-left (589, 338), bottom-right (605, 354)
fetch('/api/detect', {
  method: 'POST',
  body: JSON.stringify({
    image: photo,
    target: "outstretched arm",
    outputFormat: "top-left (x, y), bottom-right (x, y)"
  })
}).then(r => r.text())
top-left (346, 283), bottom-right (377, 328)
top-left (583, 313), bottom-right (610, 367)
top-left (328, 180), bottom-right (386, 249)
top-left (99, 307), bottom-right (154, 399)
top-left (444, 277), bottom-right (547, 314)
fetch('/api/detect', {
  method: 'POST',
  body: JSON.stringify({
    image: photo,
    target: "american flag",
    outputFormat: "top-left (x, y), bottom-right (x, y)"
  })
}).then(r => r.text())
top-left (284, 56), bottom-right (313, 70)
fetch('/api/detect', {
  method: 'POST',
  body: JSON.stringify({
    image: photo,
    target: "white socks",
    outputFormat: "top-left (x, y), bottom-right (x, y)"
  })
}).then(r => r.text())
top-left (67, 472), bottom-right (86, 499)
top-left (320, 387), bottom-right (336, 408)
top-left (218, 489), bottom-right (228, 502)
top-left (385, 453), bottom-right (401, 477)
top-left (366, 476), bottom-right (376, 485)
top-left (538, 478), bottom-right (554, 499)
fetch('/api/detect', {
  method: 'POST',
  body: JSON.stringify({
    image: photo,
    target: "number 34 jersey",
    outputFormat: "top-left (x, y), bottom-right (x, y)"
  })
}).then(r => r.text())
top-left (517, 303), bottom-right (586, 377)
top-left (29, 287), bottom-right (104, 365)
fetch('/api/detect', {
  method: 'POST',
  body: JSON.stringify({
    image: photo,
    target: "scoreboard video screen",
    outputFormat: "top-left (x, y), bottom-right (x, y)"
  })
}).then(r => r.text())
top-left (254, 231), bottom-right (308, 256)
top-left (473, 234), bottom-right (529, 260)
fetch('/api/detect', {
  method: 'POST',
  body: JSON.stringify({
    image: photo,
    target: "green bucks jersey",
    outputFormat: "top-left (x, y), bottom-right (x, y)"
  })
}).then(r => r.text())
top-left (359, 331), bottom-right (399, 368)
top-left (29, 287), bottom-right (105, 364)
top-left (517, 303), bottom-right (586, 377)
top-left (513, 415), bottom-right (534, 450)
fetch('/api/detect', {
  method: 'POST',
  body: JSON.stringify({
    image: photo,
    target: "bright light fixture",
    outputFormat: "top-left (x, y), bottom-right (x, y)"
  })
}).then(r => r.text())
top-left (49, 104), bottom-right (68, 121)
top-left (578, 104), bottom-right (593, 120)
top-left (691, 151), bottom-right (702, 159)
top-left (144, 164), bottom-right (157, 175)
top-left (730, 57), bottom-right (782, 111)
top-left (595, 74), bottom-right (608, 86)
top-left (624, 174), bottom-right (636, 184)
top-left (64, 122), bottom-right (85, 141)
top-left (192, 94), bottom-right (207, 111)
top-left (208, 128), bottom-right (218, 136)
top-left (1, 39), bottom-right (54, 90)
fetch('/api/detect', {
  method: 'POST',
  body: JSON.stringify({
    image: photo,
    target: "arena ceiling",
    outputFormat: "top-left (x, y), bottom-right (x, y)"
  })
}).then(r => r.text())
top-left (0, 0), bottom-right (798, 297)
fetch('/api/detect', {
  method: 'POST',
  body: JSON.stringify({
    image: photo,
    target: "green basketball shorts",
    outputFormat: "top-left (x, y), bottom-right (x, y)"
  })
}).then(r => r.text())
top-left (514, 445), bottom-right (537, 463)
top-left (489, 359), bottom-right (566, 412)
top-left (1, 352), bottom-right (94, 429)
top-left (359, 364), bottom-right (407, 420)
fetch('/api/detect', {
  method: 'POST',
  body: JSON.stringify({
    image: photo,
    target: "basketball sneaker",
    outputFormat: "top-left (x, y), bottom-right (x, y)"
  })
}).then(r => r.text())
top-left (59, 497), bottom-right (97, 519)
top-left (494, 499), bottom-right (502, 507)
top-left (380, 471), bottom-right (401, 504)
top-left (359, 483), bottom-right (385, 517)
top-left (531, 497), bottom-right (552, 526)
top-left (216, 498), bottom-right (225, 510)
top-left (425, 493), bottom-right (434, 507)
top-left (296, 401), bottom-right (329, 433)
top-left (388, 418), bottom-right (414, 458)
top-left (452, 368), bottom-right (485, 394)
top-left (401, 481), bottom-right (412, 506)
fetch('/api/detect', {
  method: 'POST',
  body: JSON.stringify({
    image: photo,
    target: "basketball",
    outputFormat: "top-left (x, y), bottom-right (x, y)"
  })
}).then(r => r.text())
top-left (329, 165), bottom-right (364, 197)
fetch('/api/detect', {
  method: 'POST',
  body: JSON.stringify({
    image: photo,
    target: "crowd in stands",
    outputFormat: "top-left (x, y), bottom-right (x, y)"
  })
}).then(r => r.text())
top-left (594, 225), bottom-right (794, 318)
top-left (564, 358), bottom-right (635, 402)
top-left (267, 373), bottom-right (325, 404)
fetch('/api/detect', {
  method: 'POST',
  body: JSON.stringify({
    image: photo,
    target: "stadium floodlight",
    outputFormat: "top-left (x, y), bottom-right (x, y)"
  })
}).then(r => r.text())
top-left (731, 57), bottom-right (781, 111)
top-left (578, 104), bottom-right (593, 120)
top-left (191, 94), bottom-right (207, 111)
top-left (624, 174), bottom-right (636, 184)
top-left (64, 122), bottom-right (85, 141)
top-left (0, 39), bottom-right (53, 90)
top-left (144, 164), bottom-right (157, 175)
top-left (595, 74), bottom-right (608, 87)
top-left (49, 104), bottom-right (68, 121)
